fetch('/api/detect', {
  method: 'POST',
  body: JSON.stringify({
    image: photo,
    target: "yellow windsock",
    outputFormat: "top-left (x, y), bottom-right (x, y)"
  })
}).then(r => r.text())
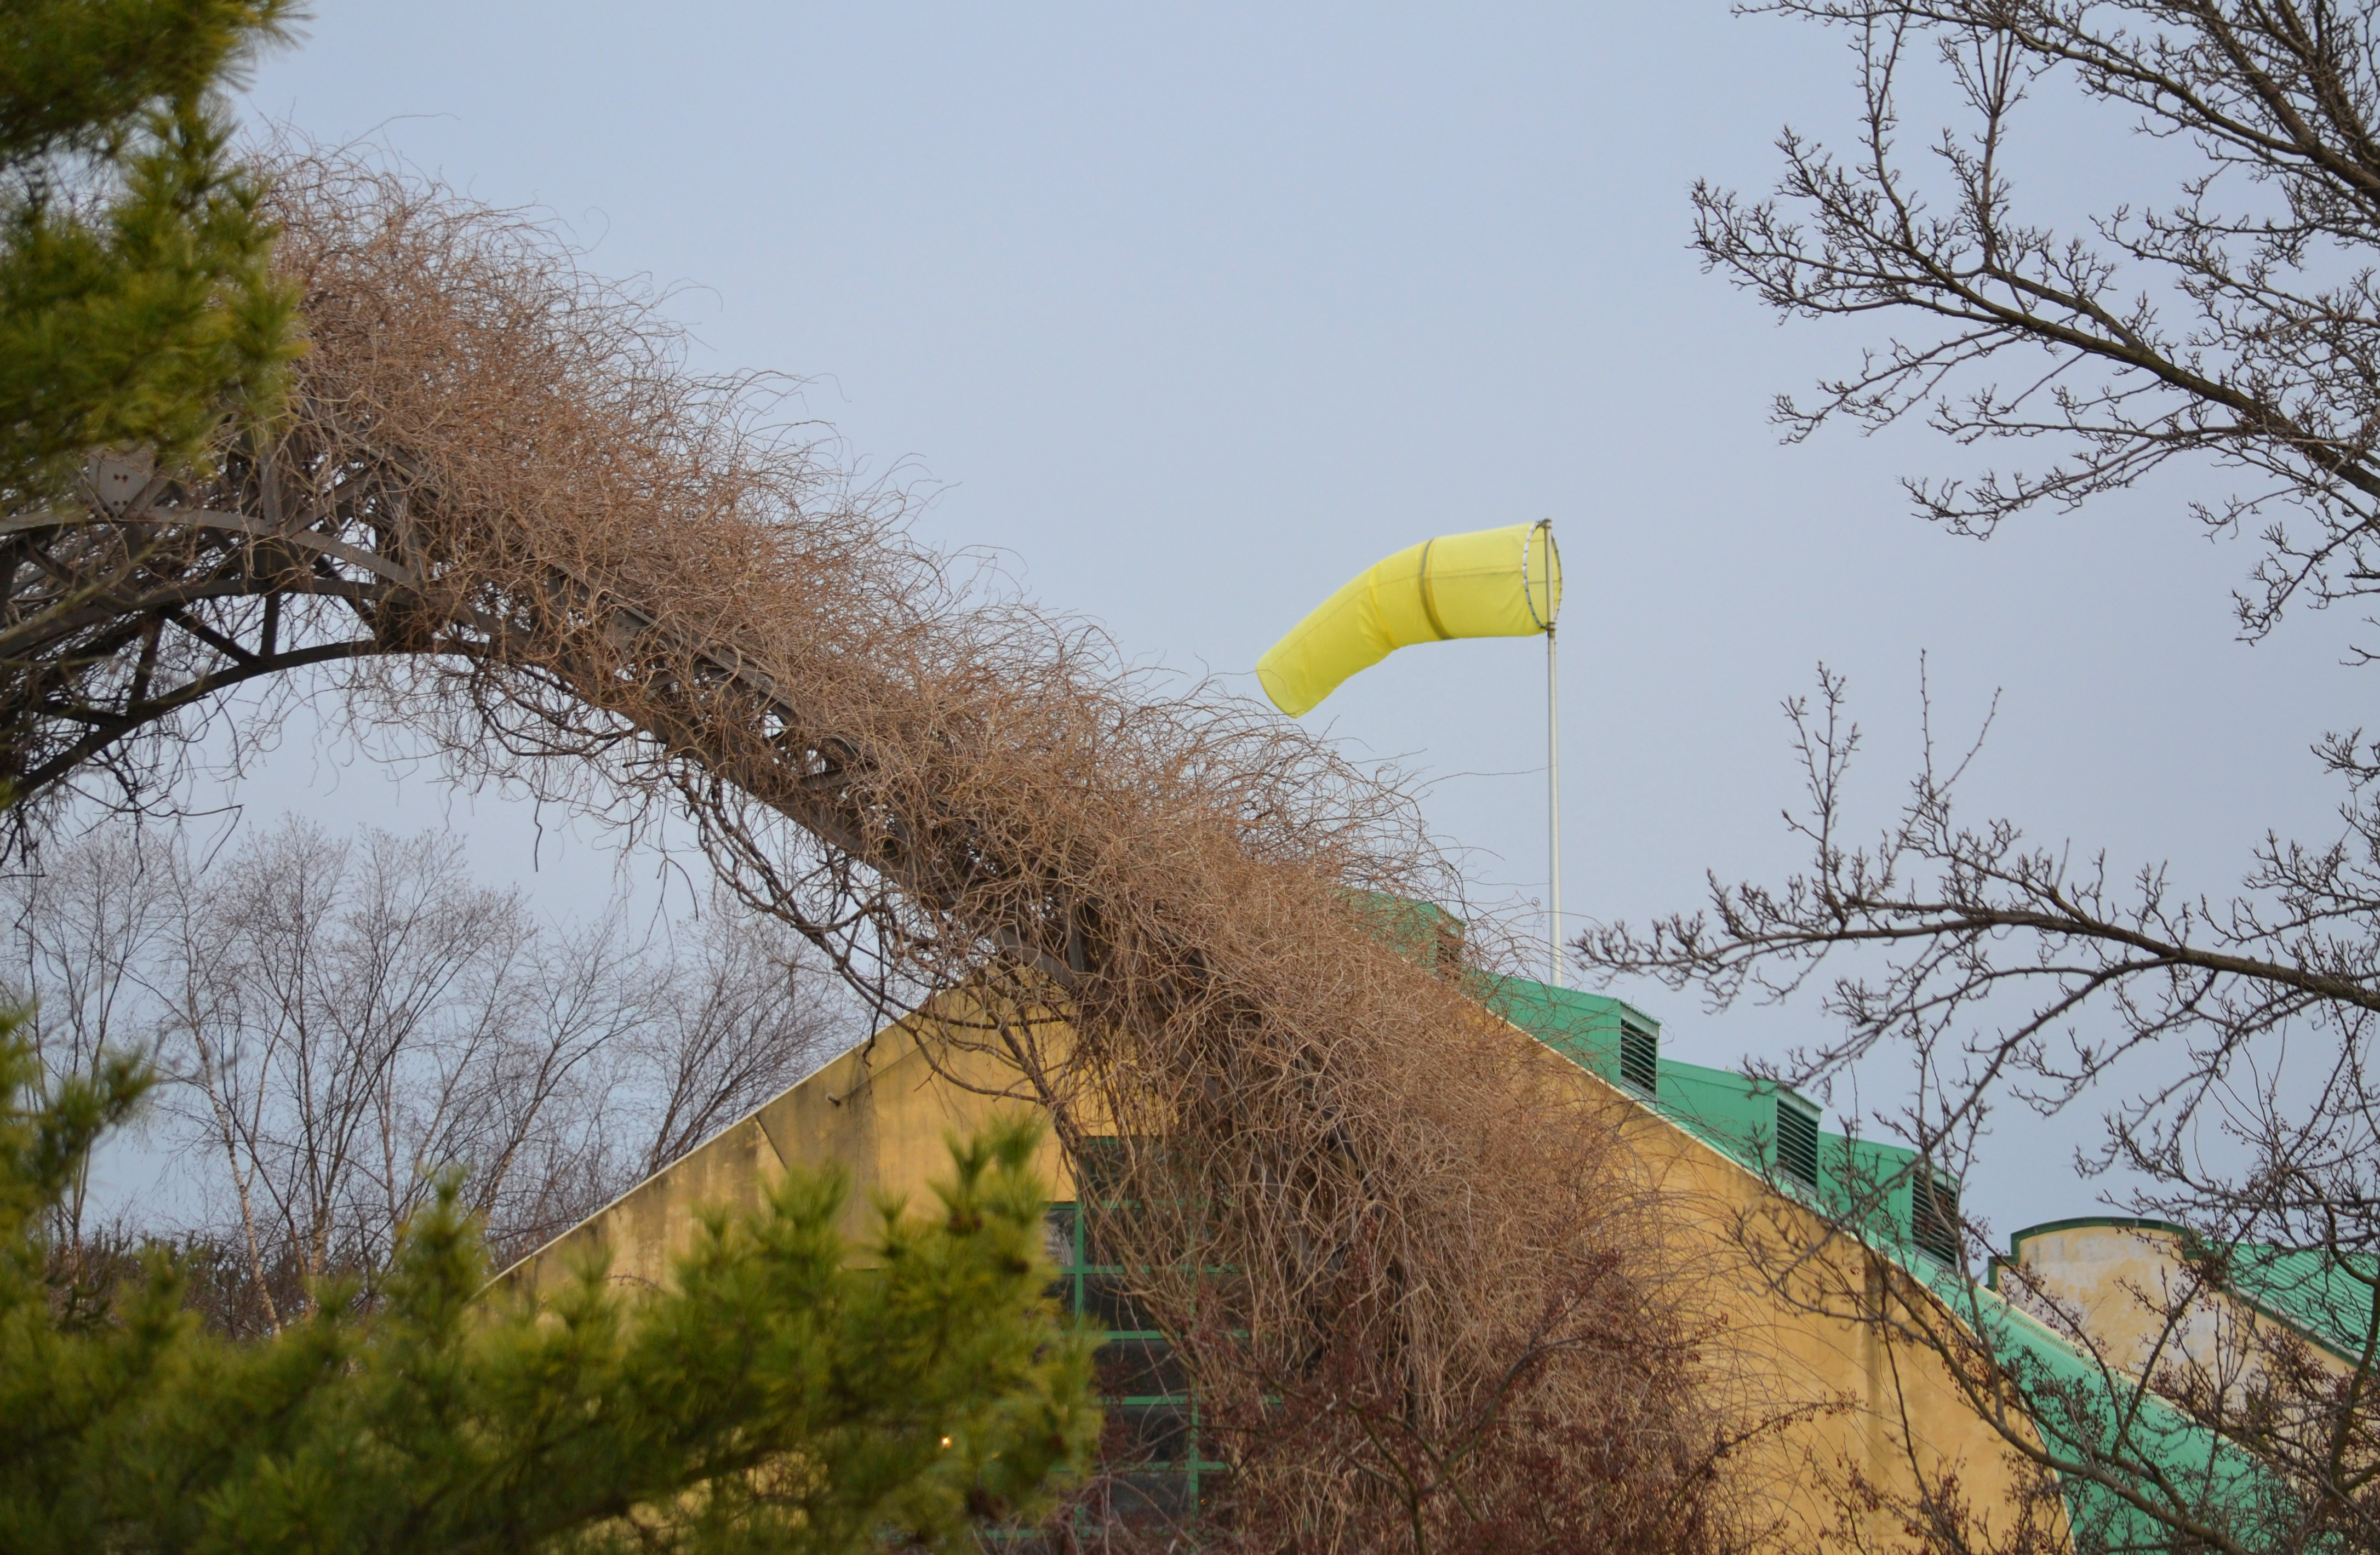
top-left (1256, 521), bottom-right (1561, 717)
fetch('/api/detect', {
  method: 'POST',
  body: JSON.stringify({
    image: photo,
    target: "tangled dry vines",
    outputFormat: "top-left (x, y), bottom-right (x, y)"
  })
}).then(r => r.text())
top-left (0, 156), bottom-right (1734, 1551)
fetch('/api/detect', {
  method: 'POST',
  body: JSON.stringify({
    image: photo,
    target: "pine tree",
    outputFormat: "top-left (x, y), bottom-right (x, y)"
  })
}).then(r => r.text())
top-left (0, 1012), bottom-right (1100, 1552)
top-left (0, 1), bottom-right (303, 505)
top-left (0, 13), bottom-right (1101, 1545)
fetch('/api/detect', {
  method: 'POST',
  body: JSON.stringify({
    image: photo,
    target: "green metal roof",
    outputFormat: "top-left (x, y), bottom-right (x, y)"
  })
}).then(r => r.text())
top-left (1481, 971), bottom-right (2273, 1546)
top-left (1335, 880), bottom-right (2315, 1540)
top-left (2225, 1241), bottom-right (2379, 1362)
top-left (1482, 974), bottom-right (1941, 1259)
top-left (1476, 975), bottom-right (1657, 1082)
top-left (1346, 890), bottom-right (1467, 971)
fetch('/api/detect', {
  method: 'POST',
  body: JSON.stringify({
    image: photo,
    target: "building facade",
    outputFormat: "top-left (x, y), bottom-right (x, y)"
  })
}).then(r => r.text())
top-left (505, 975), bottom-right (2078, 1547)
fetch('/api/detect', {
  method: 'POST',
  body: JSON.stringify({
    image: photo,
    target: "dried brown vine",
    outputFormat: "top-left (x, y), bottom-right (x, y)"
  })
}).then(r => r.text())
top-left (0, 154), bottom-right (1735, 1552)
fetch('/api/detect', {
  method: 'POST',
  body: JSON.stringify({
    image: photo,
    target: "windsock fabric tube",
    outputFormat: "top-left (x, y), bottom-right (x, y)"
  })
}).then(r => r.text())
top-left (1256, 521), bottom-right (1562, 717)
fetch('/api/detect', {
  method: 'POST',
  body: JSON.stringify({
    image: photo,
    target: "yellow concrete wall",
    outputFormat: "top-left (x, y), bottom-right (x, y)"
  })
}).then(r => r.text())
top-left (1559, 1065), bottom-right (2049, 1550)
top-left (502, 1005), bottom-right (2056, 1551)
top-left (2004, 1221), bottom-right (2349, 1391)
top-left (504, 1010), bottom-right (1070, 1299)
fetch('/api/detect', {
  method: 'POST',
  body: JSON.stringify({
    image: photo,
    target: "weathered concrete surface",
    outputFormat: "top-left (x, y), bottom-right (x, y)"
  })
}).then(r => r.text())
top-left (505, 1000), bottom-right (2056, 1551)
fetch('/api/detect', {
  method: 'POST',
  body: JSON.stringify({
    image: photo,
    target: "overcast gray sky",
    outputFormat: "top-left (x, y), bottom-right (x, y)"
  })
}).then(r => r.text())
top-left (192, 2), bottom-right (2372, 1242)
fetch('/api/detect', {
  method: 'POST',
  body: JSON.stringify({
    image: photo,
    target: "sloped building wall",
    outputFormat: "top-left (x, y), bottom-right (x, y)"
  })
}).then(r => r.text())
top-left (502, 1003), bottom-right (2057, 1551)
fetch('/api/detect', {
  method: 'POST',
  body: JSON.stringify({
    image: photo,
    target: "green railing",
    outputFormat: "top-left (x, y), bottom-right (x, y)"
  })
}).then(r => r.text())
top-left (1045, 1196), bottom-right (1228, 1529)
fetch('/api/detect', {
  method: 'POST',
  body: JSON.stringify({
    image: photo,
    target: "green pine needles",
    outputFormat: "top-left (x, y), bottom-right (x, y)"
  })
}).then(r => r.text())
top-left (0, 1014), bottom-right (1100, 1553)
top-left (0, 1), bottom-right (304, 505)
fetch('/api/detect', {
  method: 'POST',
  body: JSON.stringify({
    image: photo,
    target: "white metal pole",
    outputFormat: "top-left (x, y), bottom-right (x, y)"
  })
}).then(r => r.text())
top-left (1547, 620), bottom-right (1562, 988)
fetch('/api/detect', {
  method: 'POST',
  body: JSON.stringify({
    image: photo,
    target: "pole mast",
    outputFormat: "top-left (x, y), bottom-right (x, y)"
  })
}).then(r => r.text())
top-left (1547, 615), bottom-right (1561, 987)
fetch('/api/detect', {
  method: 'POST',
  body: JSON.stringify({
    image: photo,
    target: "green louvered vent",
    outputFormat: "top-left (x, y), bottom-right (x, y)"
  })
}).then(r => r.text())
top-left (1777, 1099), bottom-right (1820, 1188)
top-left (1912, 1169), bottom-right (1961, 1264)
top-left (1618, 1023), bottom-right (1658, 1094)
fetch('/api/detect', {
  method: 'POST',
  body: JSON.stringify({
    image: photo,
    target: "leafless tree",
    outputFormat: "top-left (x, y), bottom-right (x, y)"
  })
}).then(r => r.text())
top-left (2, 813), bottom-right (854, 1328)
top-left (2, 826), bottom-right (170, 1251)
top-left (1582, 4), bottom-right (2380, 1550)
top-left (624, 902), bottom-right (844, 1179)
